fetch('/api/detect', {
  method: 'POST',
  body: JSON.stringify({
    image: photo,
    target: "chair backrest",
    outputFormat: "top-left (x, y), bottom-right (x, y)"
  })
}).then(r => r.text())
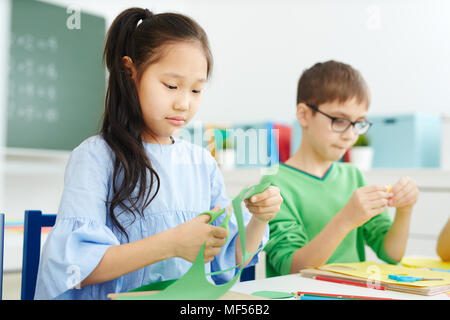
top-left (21, 210), bottom-right (56, 300)
top-left (0, 213), bottom-right (5, 300)
top-left (239, 265), bottom-right (255, 282)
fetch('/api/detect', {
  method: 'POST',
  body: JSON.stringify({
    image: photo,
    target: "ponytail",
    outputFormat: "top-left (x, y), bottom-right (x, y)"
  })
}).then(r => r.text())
top-left (102, 8), bottom-right (159, 241)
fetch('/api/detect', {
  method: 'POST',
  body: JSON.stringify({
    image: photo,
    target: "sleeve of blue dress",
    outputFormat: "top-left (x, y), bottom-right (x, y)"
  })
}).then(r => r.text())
top-left (34, 137), bottom-right (122, 300)
top-left (207, 154), bottom-right (269, 284)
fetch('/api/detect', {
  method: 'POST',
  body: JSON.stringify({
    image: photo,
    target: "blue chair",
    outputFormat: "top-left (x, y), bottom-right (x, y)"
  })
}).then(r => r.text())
top-left (0, 213), bottom-right (5, 300)
top-left (239, 265), bottom-right (255, 282)
top-left (21, 210), bottom-right (56, 300)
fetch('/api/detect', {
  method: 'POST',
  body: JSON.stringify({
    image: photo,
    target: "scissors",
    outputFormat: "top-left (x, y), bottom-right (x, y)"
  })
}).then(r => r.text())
top-left (388, 274), bottom-right (443, 282)
top-left (198, 182), bottom-right (272, 243)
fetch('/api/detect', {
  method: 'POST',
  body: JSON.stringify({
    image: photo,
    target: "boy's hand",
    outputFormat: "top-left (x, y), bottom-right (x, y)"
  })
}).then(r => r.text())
top-left (244, 186), bottom-right (283, 222)
top-left (339, 185), bottom-right (390, 230)
top-left (388, 176), bottom-right (419, 211)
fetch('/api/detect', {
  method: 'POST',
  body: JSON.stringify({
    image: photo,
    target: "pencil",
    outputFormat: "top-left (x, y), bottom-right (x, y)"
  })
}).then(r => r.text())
top-left (313, 276), bottom-right (387, 290)
top-left (294, 291), bottom-right (397, 300)
top-left (298, 295), bottom-right (346, 300)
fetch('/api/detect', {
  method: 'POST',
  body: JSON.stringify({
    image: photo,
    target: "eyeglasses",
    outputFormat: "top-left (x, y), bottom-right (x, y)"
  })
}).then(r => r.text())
top-left (305, 103), bottom-right (372, 135)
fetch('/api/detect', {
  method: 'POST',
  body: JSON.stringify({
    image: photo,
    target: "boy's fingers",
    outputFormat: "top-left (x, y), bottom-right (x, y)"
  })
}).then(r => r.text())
top-left (392, 176), bottom-right (411, 193)
top-left (364, 185), bottom-right (391, 193)
top-left (366, 191), bottom-right (390, 201)
top-left (369, 204), bottom-right (388, 216)
top-left (392, 186), bottom-right (418, 207)
top-left (368, 198), bottom-right (388, 209)
top-left (392, 182), bottom-right (415, 201)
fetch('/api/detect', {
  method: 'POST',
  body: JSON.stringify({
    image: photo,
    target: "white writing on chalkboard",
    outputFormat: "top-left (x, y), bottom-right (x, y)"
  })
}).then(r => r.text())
top-left (9, 33), bottom-right (60, 123)
top-left (11, 34), bottom-right (58, 52)
top-left (66, 5), bottom-right (81, 30)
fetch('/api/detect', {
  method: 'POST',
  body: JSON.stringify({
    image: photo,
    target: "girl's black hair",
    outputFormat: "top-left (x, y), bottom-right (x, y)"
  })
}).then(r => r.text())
top-left (101, 7), bottom-right (213, 241)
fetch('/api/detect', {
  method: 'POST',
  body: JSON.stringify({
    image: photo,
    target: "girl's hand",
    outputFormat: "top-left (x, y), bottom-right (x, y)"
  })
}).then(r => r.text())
top-left (172, 206), bottom-right (228, 263)
top-left (339, 185), bottom-right (390, 230)
top-left (389, 176), bottom-right (419, 211)
top-left (244, 186), bottom-right (283, 222)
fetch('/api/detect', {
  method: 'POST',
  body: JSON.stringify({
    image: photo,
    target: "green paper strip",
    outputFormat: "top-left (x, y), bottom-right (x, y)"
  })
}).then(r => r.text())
top-left (116, 181), bottom-right (272, 300)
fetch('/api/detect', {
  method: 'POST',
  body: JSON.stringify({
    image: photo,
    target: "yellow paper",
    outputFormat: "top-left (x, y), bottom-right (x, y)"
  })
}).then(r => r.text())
top-left (319, 261), bottom-right (450, 288)
top-left (400, 257), bottom-right (450, 271)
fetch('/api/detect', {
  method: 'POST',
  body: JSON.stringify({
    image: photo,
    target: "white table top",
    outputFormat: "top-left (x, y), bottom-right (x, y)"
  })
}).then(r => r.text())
top-left (231, 274), bottom-right (450, 300)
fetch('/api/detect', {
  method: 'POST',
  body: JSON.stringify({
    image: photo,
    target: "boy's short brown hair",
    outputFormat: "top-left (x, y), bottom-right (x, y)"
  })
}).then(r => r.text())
top-left (296, 60), bottom-right (370, 108)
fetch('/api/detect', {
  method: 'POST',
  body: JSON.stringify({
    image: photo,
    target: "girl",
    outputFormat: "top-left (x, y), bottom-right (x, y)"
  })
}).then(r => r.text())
top-left (35, 7), bottom-right (282, 300)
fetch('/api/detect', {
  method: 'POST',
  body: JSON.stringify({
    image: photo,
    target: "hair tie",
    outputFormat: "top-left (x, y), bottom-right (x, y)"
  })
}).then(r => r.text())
top-left (136, 9), bottom-right (152, 28)
top-left (144, 9), bottom-right (153, 20)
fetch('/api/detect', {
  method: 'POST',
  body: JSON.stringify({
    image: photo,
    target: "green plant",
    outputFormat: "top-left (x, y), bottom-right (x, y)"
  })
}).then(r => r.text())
top-left (353, 134), bottom-right (371, 147)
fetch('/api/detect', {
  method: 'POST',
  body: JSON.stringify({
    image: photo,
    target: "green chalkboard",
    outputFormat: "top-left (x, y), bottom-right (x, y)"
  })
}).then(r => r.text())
top-left (7, 0), bottom-right (106, 151)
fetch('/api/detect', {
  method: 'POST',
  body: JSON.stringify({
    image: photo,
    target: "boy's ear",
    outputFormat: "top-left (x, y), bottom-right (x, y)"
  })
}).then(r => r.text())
top-left (296, 102), bottom-right (309, 128)
top-left (122, 56), bottom-right (137, 82)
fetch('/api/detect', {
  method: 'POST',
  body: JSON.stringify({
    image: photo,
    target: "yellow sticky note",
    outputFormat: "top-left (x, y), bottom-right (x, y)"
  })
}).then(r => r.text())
top-left (386, 185), bottom-right (392, 193)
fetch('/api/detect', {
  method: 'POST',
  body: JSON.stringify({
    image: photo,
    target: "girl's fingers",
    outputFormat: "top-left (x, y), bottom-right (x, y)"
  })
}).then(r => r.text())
top-left (245, 196), bottom-right (281, 207)
top-left (197, 214), bottom-right (211, 223)
top-left (211, 226), bottom-right (228, 239)
top-left (246, 203), bottom-right (280, 214)
top-left (210, 225), bottom-right (228, 239)
top-left (206, 236), bottom-right (227, 248)
top-left (247, 186), bottom-right (279, 203)
top-left (204, 246), bottom-right (221, 260)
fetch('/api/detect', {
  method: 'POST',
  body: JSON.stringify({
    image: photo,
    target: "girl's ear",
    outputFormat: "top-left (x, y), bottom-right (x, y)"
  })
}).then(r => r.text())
top-left (296, 102), bottom-right (309, 128)
top-left (122, 56), bottom-right (137, 82)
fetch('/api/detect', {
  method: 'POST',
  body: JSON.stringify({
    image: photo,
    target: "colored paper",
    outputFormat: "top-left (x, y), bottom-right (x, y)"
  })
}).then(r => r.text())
top-left (114, 182), bottom-right (272, 300)
top-left (400, 257), bottom-right (450, 271)
top-left (319, 261), bottom-right (450, 288)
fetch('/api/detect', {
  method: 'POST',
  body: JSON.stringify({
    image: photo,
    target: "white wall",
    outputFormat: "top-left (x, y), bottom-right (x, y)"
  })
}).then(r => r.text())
top-left (41, 0), bottom-right (450, 124)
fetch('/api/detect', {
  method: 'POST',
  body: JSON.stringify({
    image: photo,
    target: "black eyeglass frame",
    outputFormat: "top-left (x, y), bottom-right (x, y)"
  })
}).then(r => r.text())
top-left (304, 103), bottom-right (373, 135)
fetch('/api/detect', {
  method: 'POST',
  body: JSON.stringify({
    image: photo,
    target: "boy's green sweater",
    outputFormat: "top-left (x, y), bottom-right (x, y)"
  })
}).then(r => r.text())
top-left (261, 162), bottom-right (398, 277)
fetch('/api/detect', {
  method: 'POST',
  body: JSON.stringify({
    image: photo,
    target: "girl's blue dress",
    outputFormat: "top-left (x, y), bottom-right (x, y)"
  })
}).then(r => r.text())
top-left (34, 135), bottom-right (268, 299)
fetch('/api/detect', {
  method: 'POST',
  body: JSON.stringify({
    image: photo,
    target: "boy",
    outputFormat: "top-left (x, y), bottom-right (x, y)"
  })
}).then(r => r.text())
top-left (260, 61), bottom-right (419, 277)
